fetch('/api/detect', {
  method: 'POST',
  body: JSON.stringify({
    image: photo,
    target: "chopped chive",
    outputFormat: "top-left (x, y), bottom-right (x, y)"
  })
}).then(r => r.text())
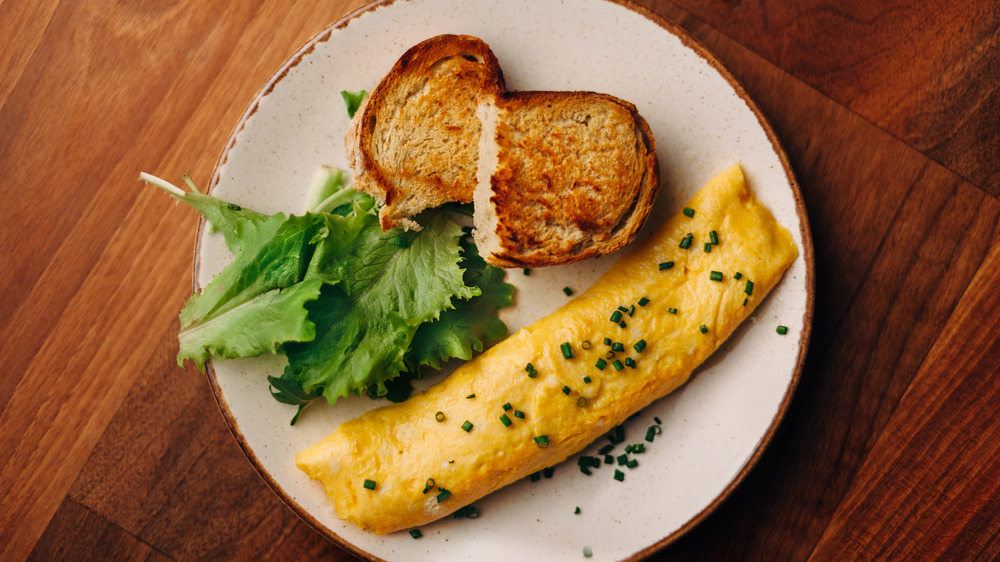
top-left (654, 416), bottom-right (662, 424)
top-left (777, 325), bottom-right (789, 335)
top-left (710, 270), bottom-right (723, 282)
top-left (584, 546), bottom-right (594, 558)
top-left (525, 363), bottom-right (538, 378)
top-left (645, 425), bottom-right (662, 442)
top-left (577, 456), bottom-right (593, 467)
top-left (734, 272), bottom-right (743, 280)
top-left (560, 342), bottom-right (574, 359)
top-left (683, 207), bottom-right (695, 217)
top-left (514, 410), bottom-right (525, 419)
top-left (617, 454), bottom-right (628, 465)
top-left (631, 443), bottom-right (645, 454)
top-left (579, 466), bottom-right (592, 476)
top-left (503, 402), bottom-right (512, 411)
top-left (577, 396), bottom-right (588, 407)
top-left (595, 358), bottom-right (608, 370)
top-left (363, 479), bottom-right (377, 490)
top-left (606, 350), bottom-right (616, 359)
top-left (619, 321), bottom-right (627, 328)
top-left (743, 298), bottom-right (748, 306)
top-left (423, 478), bottom-right (435, 493)
top-left (610, 310), bottom-right (623, 323)
top-left (612, 359), bottom-right (624, 371)
top-left (534, 435), bottom-right (550, 448)
top-left (626, 459), bottom-right (639, 469)
top-left (598, 444), bottom-right (613, 455)
top-left (704, 242), bottom-right (712, 253)
top-left (668, 307), bottom-right (678, 314)
top-left (461, 420), bottom-right (473, 432)
top-left (583, 376), bottom-right (592, 384)
top-left (625, 357), bottom-right (636, 368)
top-left (435, 411), bottom-right (446, 422)
top-left (745, 280), bottom-right (755, 295)
top-left (614, 469), bottom-right (625, 482)
top-left (499, 413), bottom-right (512, 426)
top-left (523, 268), bottom-right (531, 275)
top-left (710, 230), bottom-right (719, 245)
top-left (658, 261), bottom-right (674, 271)
top-left (562, 385), bottom-right (571, 395)
top-left (543, 466), bottom-right (555, 478)
top-left (604, 454), bottom-right (614, 464)
top-left (466, 393), bottom-right (476, 399)
top-left (575, 506), bottom-right (581, 515)
top-left (628, 305), bottom-right (635, 316)
top-left (699, 324), bottom-right (709, 334)
top-left (610, 426), bottom-right (625, 444)
top-left (618, 306), bottom-right (629, 313)
top-left (530, 471), bottom-right (542, 482)
top-left (633, 339), bottom-right (646, 353)
top-left (679, 237), bottom-right (692, 250)
top-left (409, 529), bottom-right (422, 539)
top-left (392, 235), bottom-right (408, 248)
top-left (610, 342), bottom-right (623, 353)
top-left (638, 297), bottom-right (650, 306)
top-left (625, 444), bottom-right (634, 454)
top-left (563, 286), bottom-right (574, 296)
top-left (581, 340), bottom-right (592, 350)
top-left (603, 337), bottom-right (612, 345)
top-left (436, 489), bottom-right (451, 502)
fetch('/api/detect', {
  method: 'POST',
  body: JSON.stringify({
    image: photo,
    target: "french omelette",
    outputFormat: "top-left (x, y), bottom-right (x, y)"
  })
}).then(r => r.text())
top-left (296, 164), bottom-right (798, 534)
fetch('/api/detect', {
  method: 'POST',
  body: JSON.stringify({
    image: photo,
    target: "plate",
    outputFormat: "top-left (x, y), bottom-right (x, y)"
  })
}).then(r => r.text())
top-left (197, 0), bottom-right (814, 560)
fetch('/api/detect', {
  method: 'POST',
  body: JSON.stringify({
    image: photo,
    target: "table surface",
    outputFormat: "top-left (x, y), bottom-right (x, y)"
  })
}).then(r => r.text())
top-left (3, 0), bottom-right (999, 560)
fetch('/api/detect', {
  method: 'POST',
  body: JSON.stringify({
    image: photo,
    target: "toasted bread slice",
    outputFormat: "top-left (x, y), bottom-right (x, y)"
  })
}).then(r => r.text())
top-left (473, 91), bottom-right (660, 268)
top-left (346, 35), bottom-right (505, 231)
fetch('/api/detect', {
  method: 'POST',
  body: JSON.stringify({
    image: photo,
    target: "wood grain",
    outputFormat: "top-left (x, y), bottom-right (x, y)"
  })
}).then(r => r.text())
top-left (1, 0), bottom-right (998, 560)
top-left (667, 0), bottom-right (1000, 194)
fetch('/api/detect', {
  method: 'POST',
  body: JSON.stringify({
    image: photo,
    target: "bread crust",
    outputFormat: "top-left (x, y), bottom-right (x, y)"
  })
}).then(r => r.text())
top-left (476, 91), bottom-right (660, 268)
top-left (346, 35), bottom-right (505, 231)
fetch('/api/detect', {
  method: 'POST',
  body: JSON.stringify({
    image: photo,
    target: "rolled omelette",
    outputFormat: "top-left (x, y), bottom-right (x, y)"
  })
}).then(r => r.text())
top-left (296, 164), bottom-right (798, 534)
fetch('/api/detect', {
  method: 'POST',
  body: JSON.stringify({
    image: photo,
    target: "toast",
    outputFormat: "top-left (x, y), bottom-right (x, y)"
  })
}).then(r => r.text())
top-left (345, 35), bottom-right (505, 231)
top-left (473, 91), bottom-right (659, 267)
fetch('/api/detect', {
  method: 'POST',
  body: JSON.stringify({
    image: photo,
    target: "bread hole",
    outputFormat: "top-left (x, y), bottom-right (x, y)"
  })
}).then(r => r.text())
top-left (461, 53), bottom-right (484, 63)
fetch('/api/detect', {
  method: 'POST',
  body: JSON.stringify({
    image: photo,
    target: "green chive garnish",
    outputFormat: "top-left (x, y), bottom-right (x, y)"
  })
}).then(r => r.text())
top-left (500, 413), bottom-right (512, 426)
top-left (363, 479), bottom-right (377, 490)
top-left (668, 307), bottom-right (678, 314)
top-left (530, 471), bottom-right (542, 482)
top-left (580, 466), bottom-right (592, 476)
top-left (777, 325), bottom-right (789, 335)
top-left (560, 342), bottom-right (574, 359)
top-left (614, 469), bottom-right (625, 482)
top-left (581, 340), bottom-right (592, 350)
top-left (603, 337), bottom-right (612, 345)
top-left (598, 444), bottom-right (614, 455)
top-left (679, 237), bottom-right (692, 249)
top-left (461, 420), bottom-right (473, 432)
top-left (617, 306), bottom-right (628, 313)
top-left (611, 342), bottom-right (625, 352)
top-left (392, 235), bottom-right (408, 248)
top-left (575, 506), bottom-right (581, 515)
top-left (436, 489), bottom-right (451, 502)
top-left (710, 230), bottom-right (719, 245)
top-left (562, 385), bottom-right (571, 395)
top-left (626, 459), bottom-right (639, 469)
top-left (563, 286), bottom-right (573, 296)
top-left (610, 310), bottom-right (623, 323)
top-left (734, 272), bottom-right (743, 280)
top-left (699, 324), bottom-right (709, 334)
top-left (617, 454), bottom-right (628, 465)
top-left (743, 298), bottom-right (749, 306)
top-left (503, 402), bottom-right (512, 411)
top-left (638, 297), bottom-right (650, 306)
top-left (410, 529), bottom-right (422, 539)
top-left (632, 443), bottom-right (646, 454)
top-left (595, 358), bottom-right (607, 370)
top-left (625, 357), bottom-right (636, 368)
top-left (525, 363), bottom-right (538, 378)
top-left (645, 425), bottom-right (662, 442)
top-left (435, 411), bottom-right (446, 422)
top-left (466, 393), bottom-right (475, 399)
top-left (619, 321), bottom-right (627, 328)
top-left (628, 305), bottom-right (635, 316)
top-left (584, 546), bottom-right (594, 558)
top-left (523, 268), bottom-right (531, 275)
top-left (606, 350), bottom-right (616, 359)
top-left (514, 410), bottom-right (525, 419)
top-left (704, 242), bottom-right (712, 253)
top-left (583, 376), bottom-right (592, 384)
top-left (612, 359), bottom-right (624, 371)
top-left (658, 261), bottom-right (674, 271)
top-left (710, 270), bottom-right (723, 282)
top-left (745, 280), bottom-right (754, 295)
top-left (633, 339), bottom-right (646, 353)
top-left (534, 435), bottom-right (550, 448)
top-left (577, 396), bottom-right (588, 407)
top-left (683, 207), bottom-right (695, 217)
top-left (604, 454), bottom-right (614, 464)
top-left (423, 478), bottom-right (435, 493)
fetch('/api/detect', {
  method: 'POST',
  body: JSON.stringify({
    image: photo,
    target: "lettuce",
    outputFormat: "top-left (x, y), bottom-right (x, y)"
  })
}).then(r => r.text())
top-left (141, 169), bottom-right (512, 423)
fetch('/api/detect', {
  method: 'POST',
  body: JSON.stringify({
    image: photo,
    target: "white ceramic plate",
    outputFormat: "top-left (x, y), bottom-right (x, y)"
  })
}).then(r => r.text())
top-left (197, 1), bottom-right (814, 560)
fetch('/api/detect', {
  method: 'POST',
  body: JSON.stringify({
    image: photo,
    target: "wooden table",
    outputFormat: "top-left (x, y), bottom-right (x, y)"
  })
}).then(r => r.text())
top-left (3, 0), bottom-right (998, 559)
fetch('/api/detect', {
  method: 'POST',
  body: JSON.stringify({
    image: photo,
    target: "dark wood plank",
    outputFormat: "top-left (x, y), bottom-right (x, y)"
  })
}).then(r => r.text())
top-left (28, 498), bottom-right (172, 562)
top-left (629, 4), bottom-right (1000, 560)
top-left (808, 241), bottom-right (1000, 560)
top-left (66, 321), bottom-right (349, 560)
top-left (665, 0), bottom-right (1000, 193)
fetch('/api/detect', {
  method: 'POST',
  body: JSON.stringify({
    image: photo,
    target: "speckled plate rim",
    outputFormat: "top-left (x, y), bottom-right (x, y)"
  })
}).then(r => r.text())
top-left (194, 1), bottom-right (816, 560)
